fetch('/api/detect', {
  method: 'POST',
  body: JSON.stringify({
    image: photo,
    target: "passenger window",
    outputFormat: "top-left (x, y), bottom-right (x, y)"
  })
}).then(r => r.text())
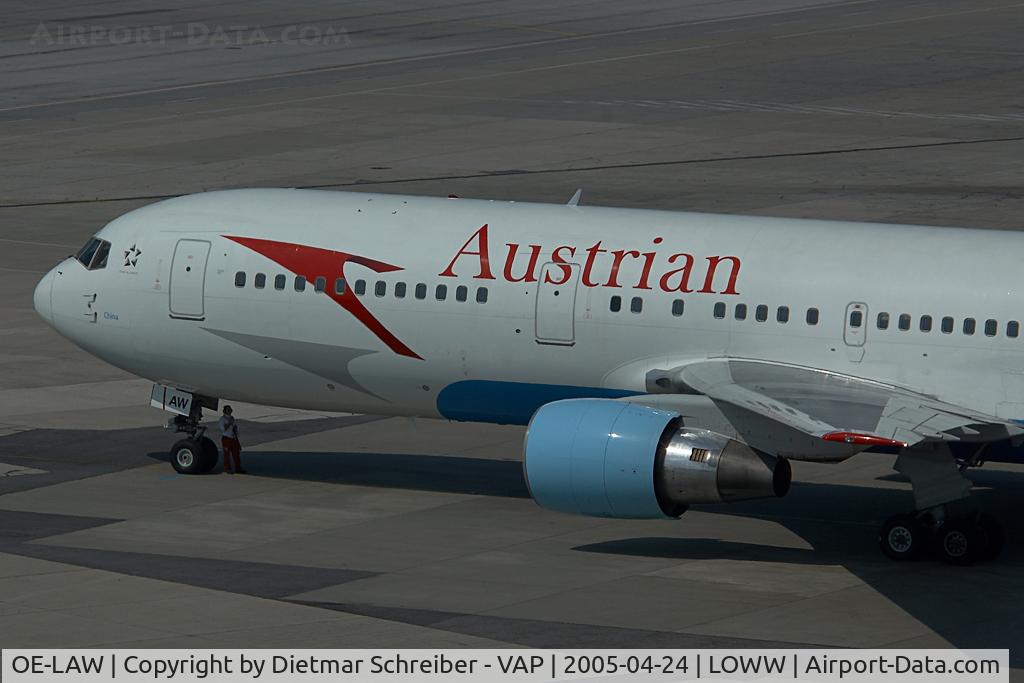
top-left (436, 284), bottom-right (447, 300)
top-left (255, 273), bottom-right (266, 289)
top-left (964, 318), bottom-right (976, 335)
top-left (415, 283), bottom-right (427, 300)
top-left (806, 308), bottom-right (819, 325)
top-left (777, 306), bottom-right (789, 323)
top-left (354, 280), bottom-right (366, 295)
top-left (1008, 321), bottom-right (1020, 338)
top-left (714, 302), bottom-right (726, 319)
top-left (850, 310), bottom-right (863, 328)
top-left (920, 315), bottom-right (932, 332)
top-left (456, 285), bottom-right (468, 302)
top-left (234, 271), bottom-right (246, 288)
top-left (735, 303), bottom-right (747, 320)
top-left (375, 281), bottom-right (386, 297)
top-left (941, 316), bottom-right (953, 333)
top-left (985, 319), bottom-right (998, 337)
top-left (395, 282), bottom-right (407, 298)
top-left (755, 304), bottom-right (768, 322)
top-left (476, 287), bottom-right (488, 303)
top-left (610, 295), bottom-right (622, 312)
top-left (898, 314), bottom-right (910, 331)
top-left (335, 278), bottom-right (346, 295)
top-left (672, 299), bottom-right (684, 317)
top-left (630, 297), bottom-right (643, 313)
top-left (314, 276), bottom-right (326, 292)
top-left (274, 274), bottom-right (286, 290)
top-left (877, 312), bottom-right (889, 330)
top-left (295, 276), bottom-right (306, 292)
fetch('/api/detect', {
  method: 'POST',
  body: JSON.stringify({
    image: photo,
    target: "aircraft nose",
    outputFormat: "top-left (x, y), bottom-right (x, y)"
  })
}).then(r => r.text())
top-left (33, 267), bottom-right (54, 323)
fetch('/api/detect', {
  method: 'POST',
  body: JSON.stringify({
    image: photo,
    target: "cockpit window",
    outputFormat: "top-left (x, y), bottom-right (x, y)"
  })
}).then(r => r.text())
top-left (92, 240), bottom-right (110, 269)
top-left (75, 238), bottom-right (100, 267)
top-left (75, 237), bottom-right (112, 270)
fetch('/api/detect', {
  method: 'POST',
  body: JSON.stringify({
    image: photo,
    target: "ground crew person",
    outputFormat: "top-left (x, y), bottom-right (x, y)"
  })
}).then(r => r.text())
top-left (218, 405), bottom-right (246, 474)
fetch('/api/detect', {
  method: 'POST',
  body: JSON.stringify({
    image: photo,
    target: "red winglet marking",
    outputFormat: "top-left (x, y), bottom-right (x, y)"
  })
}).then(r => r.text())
top-left (822, 431), bottom-right (907, 448)
top-left (225, 235), bottom-right (422, 360)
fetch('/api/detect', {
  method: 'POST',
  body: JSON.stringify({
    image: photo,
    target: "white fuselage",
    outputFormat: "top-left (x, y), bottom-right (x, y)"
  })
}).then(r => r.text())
top-left (33, 189), bottom-right (1024, 442)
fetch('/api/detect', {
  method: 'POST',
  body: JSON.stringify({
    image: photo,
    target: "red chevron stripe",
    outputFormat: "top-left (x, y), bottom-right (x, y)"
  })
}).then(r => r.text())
top-left (224, 235), bottom-right (422, 360)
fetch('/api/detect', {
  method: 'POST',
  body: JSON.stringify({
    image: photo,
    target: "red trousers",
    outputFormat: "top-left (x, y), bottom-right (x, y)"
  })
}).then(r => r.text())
top-left (221, 437), bottom-right (242, 471)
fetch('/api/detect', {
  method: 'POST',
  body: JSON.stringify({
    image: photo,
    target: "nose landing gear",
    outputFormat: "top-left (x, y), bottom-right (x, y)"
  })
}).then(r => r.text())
top-left (170, 435), bottom-right (218, 474)
top-left (167, 402), bottom-right (218, 474)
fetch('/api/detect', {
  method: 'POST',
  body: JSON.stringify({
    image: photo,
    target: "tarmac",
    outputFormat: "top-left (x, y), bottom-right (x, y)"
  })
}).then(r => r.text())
top-left (1, 0), bottom-right (1024, 667)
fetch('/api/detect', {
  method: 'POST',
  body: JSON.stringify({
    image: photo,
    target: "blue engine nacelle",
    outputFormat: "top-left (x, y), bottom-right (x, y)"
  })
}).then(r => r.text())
top-left (523, 398), bottom-right (790, 519)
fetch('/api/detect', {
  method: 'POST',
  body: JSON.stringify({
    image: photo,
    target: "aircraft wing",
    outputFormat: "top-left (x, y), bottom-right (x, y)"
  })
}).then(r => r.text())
top-left (669, 358), bottom-right (1022, 448)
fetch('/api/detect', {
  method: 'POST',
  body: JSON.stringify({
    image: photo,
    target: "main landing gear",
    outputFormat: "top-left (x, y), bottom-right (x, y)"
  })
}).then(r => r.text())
top-left (880, 507), bottom-right (1004, 565)
top-left (167, 402), bottom-right (218, 475)
top-left (878, 444), bottom-right (1005, 565)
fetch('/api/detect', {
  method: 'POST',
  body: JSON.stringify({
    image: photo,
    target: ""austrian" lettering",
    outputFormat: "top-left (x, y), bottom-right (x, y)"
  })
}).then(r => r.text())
top-left (439, 224), bottom-right (740, 295)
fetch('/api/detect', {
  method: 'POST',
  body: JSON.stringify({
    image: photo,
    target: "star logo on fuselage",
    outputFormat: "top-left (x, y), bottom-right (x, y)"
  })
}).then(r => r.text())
top-left (123, 244), bottom-right (142, 267)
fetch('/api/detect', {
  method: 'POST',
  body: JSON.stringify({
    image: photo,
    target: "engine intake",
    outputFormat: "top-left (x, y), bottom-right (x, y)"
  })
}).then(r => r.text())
top-left (523, 398), bottom-right (790, 519)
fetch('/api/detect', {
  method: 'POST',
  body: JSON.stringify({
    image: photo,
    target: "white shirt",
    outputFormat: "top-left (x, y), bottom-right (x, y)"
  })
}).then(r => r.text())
top-left (218, 415), bottom-right (238, 439)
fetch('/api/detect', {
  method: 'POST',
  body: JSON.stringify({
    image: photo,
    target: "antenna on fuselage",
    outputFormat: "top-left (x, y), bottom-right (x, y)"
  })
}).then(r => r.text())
top-left (567, 188), bottom-right (582, 206)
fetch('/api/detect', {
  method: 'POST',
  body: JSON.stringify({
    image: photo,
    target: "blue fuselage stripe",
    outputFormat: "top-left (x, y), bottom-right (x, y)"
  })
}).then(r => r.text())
top-left (436, 380), bottom-right (640, 425)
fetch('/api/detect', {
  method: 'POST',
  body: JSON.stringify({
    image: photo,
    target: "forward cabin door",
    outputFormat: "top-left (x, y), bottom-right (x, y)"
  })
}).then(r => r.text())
top-left (535, 262), bottom-right (580, 345)
top-left (169, 239), bottom-right (211, 320)
top-left (843, 301), bottom-right (867, 362)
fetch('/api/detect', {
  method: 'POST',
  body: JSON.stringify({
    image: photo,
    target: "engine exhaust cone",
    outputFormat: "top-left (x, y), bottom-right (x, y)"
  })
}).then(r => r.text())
top-left (655, 428), bottom-right (791, 513)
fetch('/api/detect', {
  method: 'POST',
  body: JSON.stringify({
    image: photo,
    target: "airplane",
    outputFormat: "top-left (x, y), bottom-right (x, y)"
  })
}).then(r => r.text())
top-left (32, 188), bottom-right (1024, 566)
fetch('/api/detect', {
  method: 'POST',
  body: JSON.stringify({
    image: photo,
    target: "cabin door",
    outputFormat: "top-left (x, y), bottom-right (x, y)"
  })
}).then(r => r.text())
top-left (843, 301), bottom-right (867, 362)
top-left (169, 239), bottom-right (211, 320)
top-left (535, 262), bottom-right (580, 345)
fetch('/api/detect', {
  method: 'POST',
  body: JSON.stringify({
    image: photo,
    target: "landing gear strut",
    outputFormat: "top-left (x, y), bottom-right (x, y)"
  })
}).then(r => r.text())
top-left (167, 402), bottom-right (218, 474)
top-left (878, 444), bottom-right (1005, 565)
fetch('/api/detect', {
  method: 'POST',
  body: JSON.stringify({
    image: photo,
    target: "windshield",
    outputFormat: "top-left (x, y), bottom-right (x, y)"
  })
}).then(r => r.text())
top-left (92, 240), bottom-right (110, 269)
top-left (75, 237), bottom-right (112, 270)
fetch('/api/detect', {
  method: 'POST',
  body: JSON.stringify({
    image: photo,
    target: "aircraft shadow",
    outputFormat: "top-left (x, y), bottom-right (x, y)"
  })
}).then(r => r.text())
top-left (580, 474), bottom-right (1024, 663)
top-left (575, 537), bottom-right (822, 564)
top-left (147, 449), bottom-right (531, 498)
top-left (148, 447), bottom-right (1024, 661)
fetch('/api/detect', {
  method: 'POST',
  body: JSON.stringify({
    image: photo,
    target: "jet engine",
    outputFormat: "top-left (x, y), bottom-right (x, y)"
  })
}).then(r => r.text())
top-left (523, 398), bottom-right (790, 518)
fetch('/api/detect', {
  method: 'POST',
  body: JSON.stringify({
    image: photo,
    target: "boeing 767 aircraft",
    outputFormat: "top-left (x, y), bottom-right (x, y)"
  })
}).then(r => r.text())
top-left (33, 188), bottom-right (1024, 565)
